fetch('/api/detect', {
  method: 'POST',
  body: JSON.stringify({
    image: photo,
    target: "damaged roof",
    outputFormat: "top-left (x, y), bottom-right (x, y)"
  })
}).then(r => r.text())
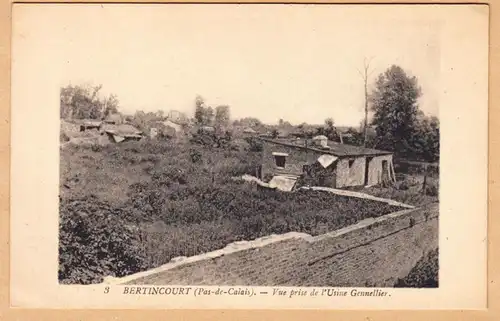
top-left (260, 138), bottom-right (393, 157)
top-left (103, 123), bottom-right (143, 136)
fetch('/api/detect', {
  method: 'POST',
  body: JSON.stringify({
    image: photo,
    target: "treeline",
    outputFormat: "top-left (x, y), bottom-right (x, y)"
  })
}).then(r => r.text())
top-left (61, 64), bottom-right (439, 163)
top-left (60, 84), bottom-right (190, 133)
top-left (60, 84), bottom-right (119, 120)
top-left (242, 65), bottom-right (440, 163)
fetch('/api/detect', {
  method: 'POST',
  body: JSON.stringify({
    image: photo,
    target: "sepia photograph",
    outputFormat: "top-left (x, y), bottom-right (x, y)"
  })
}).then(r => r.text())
top-left (9, 3), bottom-right (488, 310)
top-left (57, 4), bottom-right (439, 288)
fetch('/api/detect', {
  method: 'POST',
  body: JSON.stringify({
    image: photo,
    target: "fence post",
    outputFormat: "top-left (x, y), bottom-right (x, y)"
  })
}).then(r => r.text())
top-left (422, 165), bottom-right (428, 194)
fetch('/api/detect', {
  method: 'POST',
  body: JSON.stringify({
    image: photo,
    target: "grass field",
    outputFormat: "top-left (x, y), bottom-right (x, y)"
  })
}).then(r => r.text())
top-left (59, 140), bottom-right (416, 284)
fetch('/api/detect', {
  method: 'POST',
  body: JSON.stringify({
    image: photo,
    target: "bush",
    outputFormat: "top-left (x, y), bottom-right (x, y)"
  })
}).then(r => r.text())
top-left (91, 144), bottom-right (102, 152)
top-left (59, 197), bottom-right (147, 284)
top-left (397, 180), bottom-right (410, 190)
top-left (425, 183), bottom-right (439, 196)
top-left (60, 132), bottom-right (71, 143)
top-left (245, 137), bottom-right (263, 152)
top-left (190, 149), bottom-right (202, 163)
top-left (394, 248), bottom-right (439, 288)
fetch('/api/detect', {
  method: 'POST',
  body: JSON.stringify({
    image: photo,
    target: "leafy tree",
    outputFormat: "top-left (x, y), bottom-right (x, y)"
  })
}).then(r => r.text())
top-left (60, 84), bottom-right (106, 120)
top-left (194, 95), bottom-right (205, 125)
top-left (131, 110), bottom-right (164, 133)
top-left (102, 94), bottom-right (120, 118)
top-left (155, 110), bottom-right (165, 121)
top-left (204, 107), bottom-right (215, 126)
top-left (193, 95), bottom-right (216, 126)
top-left (342, 127), bottom-right (365, 146)
top-left (370, 65), bottom-right (423, 158)
top-left (411, 114), bottom-right (440, 162)
top-left (60, 83), bottom-right (121, 121)
top-left (322, 118), bottom-right (339, 141)
top-left (325, 118), bottom-right (334, 129)
top-left (215, 105), bottom-right (231, 129)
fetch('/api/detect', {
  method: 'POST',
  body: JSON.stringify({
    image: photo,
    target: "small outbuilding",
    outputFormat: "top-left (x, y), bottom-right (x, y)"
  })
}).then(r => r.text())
top-left (103, 123), bottom-right (143, 143)
top-left (79, 119), bottom-right (102, 132)
top-left (259, 137), bottom-right (396, 189)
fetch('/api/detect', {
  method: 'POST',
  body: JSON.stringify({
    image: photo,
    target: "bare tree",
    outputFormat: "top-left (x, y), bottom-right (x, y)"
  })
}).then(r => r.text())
top-left (356, 57), bottom-right (375, 147)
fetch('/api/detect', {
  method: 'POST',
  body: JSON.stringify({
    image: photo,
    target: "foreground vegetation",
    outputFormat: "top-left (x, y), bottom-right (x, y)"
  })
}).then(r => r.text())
top-left (59, 140), bottom-right (405, 284)
top-left (394, 248), bottom-right (439, 288)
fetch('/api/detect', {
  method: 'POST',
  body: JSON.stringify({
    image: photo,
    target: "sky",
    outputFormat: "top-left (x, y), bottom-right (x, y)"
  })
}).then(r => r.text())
top-left (15, 4), bottom-right (442, 126)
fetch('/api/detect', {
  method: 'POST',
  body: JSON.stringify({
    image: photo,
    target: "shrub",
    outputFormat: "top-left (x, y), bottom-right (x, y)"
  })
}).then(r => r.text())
top-left (397, 180), bottom-right (410, 190)
top-left (394, 248), bottom-right (439, 288)
top-left (425, 183), bottom-right (439, 196)
top-left (245, 137), bottom-right (263, 152)
top-left (58, 197), bottom-right (147, 284)
top-left (90, 144), bottom-right (102, 152)
top-left (190, 149), bottom-right (202, 163)
top-left (60, 132), bottom-right (71, 143)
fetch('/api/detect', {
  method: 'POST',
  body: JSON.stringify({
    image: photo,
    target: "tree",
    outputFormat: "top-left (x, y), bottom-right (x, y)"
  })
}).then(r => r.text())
top-left (131, 110), bottom-right (164, 133)
top-left (370, 65), bottom-right (422, 158)
top-left (356, 57), bottom-right (375, 147)
top-left (204, 107), bottom-right (214, 126)
top-left (411, 114), bottom-right (440, 162)
top-left (60, 83), bottom-right (110, 120)
top-left (325, 118), bottom-right (335, 129)
top-left (155, 110), bottom-right (165, 121)
top-left (343, 127), bottom-right (364, 146)
top-left (214, 105), bottom-right (231, 129)
top-left (323, 118), bottom-right (339, 141)
top-left (193, 95), bottom-right (216, 126)
top-left (102, 94), bottom-right (120, 118)
top-left (194, 95), bottom-right (205, 125)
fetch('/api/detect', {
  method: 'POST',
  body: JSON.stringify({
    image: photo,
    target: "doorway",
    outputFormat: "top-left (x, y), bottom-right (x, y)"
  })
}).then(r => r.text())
top-left (364, 156), bottom-right (373, 185)
top-left (381, 160), bottom-right (389, 184)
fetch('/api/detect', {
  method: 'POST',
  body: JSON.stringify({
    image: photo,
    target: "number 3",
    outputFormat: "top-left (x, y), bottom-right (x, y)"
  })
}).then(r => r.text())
top-left (104, 286), bottom-right (110, 294)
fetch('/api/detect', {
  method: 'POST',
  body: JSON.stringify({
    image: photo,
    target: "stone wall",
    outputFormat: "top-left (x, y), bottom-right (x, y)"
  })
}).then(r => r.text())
top-left (261, 141), bottom-right (322, 178)
top-left (335, 157), bottom-right (366, 188)
top-left (367, 154), bottom-right (395, 186)
top-left (111, 204), bottom-right (438, 287)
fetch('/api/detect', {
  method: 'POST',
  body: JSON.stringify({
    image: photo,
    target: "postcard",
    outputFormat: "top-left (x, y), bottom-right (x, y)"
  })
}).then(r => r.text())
top-left (9, 3), bottom-right (488, 309)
